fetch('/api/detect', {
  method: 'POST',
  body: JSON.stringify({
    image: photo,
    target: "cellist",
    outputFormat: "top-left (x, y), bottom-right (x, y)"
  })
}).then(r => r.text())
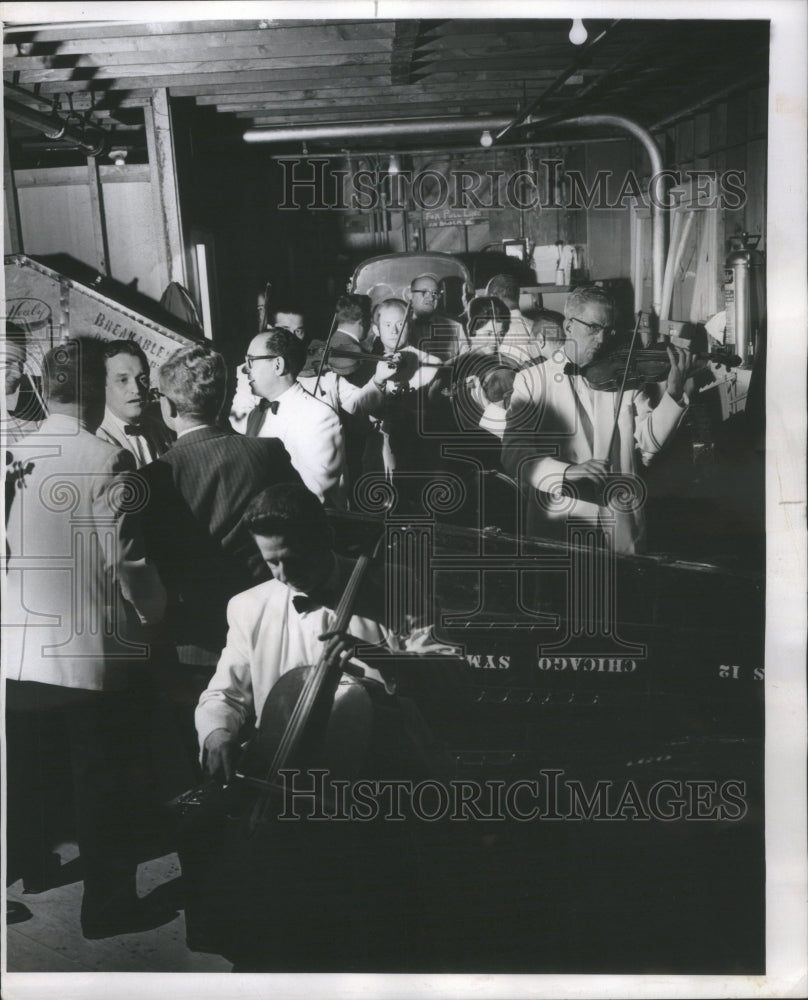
top-left (186, 483), bottom-right (458, 967)
top-left (196, 482), bottom-right (453, 784)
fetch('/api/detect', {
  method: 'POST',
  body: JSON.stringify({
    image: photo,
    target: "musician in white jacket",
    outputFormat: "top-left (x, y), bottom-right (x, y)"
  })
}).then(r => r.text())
top-left (499, 286), bottom-right (693, 554)
top-left (243, 328), bottom-right (394, 507)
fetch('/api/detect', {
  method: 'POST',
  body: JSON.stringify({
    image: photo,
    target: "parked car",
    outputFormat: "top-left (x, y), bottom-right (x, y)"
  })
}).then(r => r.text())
top-left (349, 251), bottom-right (473, 319)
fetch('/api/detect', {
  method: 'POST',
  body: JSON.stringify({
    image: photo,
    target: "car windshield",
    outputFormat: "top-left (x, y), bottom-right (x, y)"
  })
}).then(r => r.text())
top-left (351, 253), bottom-right (472, 318)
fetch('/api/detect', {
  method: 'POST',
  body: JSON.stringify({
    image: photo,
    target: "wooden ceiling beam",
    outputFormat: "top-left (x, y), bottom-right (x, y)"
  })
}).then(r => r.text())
top-left (2, 19), bottom-right (337, 44)
top-left (194, 80), bottom-right (567, 107)
top-left (24, 62), bottom-right (594, 96)
top-left (3, 22), bottom-right (396, 58)
top-left (411, 49), bottom-right (605, 68)
top-left (10, 52), bottom-right (394, 85)
top-left (169, 66), bottom-right (591, 97)
top-left (5, 38), bottom-right (395, 72)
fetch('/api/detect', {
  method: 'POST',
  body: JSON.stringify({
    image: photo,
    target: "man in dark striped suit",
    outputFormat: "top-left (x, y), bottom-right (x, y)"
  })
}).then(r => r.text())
top-left (139, 345), bottom-right (301, 782)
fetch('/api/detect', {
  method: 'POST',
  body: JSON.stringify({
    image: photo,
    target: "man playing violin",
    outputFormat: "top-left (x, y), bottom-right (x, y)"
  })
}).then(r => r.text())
top-left (499, 285), bottom-right (694, 554)
top-left (243, 328), bottom-right (396, 506)
top-left (362, 298), bottom-right (451, 498)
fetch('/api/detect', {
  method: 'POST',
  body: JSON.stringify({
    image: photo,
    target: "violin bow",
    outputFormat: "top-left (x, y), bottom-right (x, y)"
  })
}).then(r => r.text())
top-left (492, 299), bottom-right (502, 367)
top-left (605, 311), bottom-right (644, 465)
top-left (260, 282), bottom-right (272, 332)
top-left (391, 298), bottom-right (413, 356)
top-left (312, 310), bottom-right (340, 399)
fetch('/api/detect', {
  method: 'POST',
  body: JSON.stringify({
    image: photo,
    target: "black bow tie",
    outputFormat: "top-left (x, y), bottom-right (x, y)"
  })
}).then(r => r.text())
top-left (123, 424), bottom-right (145, 435)
top-left (263, 399), bottom-right (280, 415)
top-left (292, 591), bottom-right (335, 615)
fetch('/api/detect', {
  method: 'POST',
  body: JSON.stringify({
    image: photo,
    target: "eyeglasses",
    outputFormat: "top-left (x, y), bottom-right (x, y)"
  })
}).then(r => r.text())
top-left (411, 288), bottom-right (440, 300)
top-left (244, 353), bottom-right (279, 371)
top-left (570, 316), bottom-right (616, 339)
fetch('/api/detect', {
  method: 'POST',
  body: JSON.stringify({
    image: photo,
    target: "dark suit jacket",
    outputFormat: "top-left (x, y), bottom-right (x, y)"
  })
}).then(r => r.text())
top-left (139, 424), bottom-right (301, 663)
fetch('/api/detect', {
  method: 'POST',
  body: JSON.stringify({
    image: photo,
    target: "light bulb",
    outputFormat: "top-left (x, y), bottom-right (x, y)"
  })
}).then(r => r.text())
top-left (480, 130), bottom-right (493, 148)
top-left (388, 154), bottom-right (400, 175)
top-left (569, 19), bottom-right (587, 45)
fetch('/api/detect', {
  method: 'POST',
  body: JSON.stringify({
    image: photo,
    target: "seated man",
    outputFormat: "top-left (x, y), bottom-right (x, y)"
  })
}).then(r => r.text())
top-left (464, 295), bottom-right (511, 356)
top-left (196, 482), bottom-right (452, 783)
top-left (185, 483), bottom-right (458, 966)
top-left (266, 298), bottom-right (306, 342)
top-left (406, 273), bottom-right (468, 362)
top-left (484, 273), bottom-right (544, 361)
top-left (96, 340), bottom-right (173, 467)
top-left (500, 285), bottom-right (693, 554)
top-left (324, 292), bottom-right (374, 386)
top-left (362, 298), bottom-right (447, 489)
top-left (371, 297), bottom-right (442, 391)
top-left (451, 296), bottom-right (529, 437)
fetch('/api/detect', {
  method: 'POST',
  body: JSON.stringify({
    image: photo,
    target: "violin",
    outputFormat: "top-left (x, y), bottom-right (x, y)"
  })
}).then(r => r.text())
top-left (565, 344), bottom-right (742, 392)
top-left (299, 340), bottom-right (386, 378)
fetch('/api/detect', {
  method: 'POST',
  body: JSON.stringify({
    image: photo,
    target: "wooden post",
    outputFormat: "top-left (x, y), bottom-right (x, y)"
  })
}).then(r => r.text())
top-left (4, 124), bottom-right (24, 253)
top-left (144, 88), bottom-right (186, 289)
top-left (86, 154), bottom-right (110, 275)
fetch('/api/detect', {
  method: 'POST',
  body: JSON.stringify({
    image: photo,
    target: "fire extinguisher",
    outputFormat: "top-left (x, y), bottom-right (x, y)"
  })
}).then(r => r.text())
top-left (724, 233), bottom-right (765, 370)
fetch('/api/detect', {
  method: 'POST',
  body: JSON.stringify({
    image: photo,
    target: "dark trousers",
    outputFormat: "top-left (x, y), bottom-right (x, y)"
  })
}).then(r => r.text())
top-left (6, 681), bottom-right (148, 910)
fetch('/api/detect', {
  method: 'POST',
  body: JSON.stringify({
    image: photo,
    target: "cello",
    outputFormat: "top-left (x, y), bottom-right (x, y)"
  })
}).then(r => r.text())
top-left (174, 530), bottom-right (449, 966)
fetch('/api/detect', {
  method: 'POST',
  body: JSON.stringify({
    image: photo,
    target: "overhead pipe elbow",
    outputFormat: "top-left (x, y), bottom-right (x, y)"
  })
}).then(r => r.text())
top-left (540, 114), bottom-right (666, 317)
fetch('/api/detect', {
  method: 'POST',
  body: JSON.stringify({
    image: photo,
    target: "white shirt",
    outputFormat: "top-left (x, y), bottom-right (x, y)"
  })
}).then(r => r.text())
top-left (297, 370), bottom-right (384, 418)
top-left (499, 309), bottom-right (544, 364)
top-left (195, 556), bottom-right (451, 752)
top-left (97, 406), bottom-right (159, 468)
top-left (255, 381), bottom-right (348, 507)
top-left (499, 354), bottom-right (688, 554)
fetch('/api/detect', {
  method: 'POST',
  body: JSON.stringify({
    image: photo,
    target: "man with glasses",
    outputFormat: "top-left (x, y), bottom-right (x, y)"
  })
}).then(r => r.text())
top-left (500, 285), bottom-right (692, 554)
top-left (407, 273), bottom-right (467, 362)
top-left (243, 327), bottom-right (394, 506)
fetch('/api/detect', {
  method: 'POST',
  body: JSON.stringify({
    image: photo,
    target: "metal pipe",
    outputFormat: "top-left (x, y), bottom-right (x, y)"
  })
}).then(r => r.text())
top-left (4, 98), bottom-right (106, 156)
top-left (244, 116), bottom-right (514, 144)
top-left (557, 114), bottom-right (666, 315)
top-left (269, 135), bottom-right (627, 162)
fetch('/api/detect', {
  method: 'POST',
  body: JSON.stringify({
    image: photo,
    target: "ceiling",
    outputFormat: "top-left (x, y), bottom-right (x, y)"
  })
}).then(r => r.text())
top-left (3, 17), bottom-right (769, 158)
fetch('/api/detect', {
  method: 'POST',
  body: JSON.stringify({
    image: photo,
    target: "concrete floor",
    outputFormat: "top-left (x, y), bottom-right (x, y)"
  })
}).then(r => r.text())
top-left (5, 841), bottom-right (230, 973)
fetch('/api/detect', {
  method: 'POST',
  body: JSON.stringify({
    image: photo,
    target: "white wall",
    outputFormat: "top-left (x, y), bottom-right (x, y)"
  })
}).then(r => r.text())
top-left (13, 164), bottom-right (164, 302)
